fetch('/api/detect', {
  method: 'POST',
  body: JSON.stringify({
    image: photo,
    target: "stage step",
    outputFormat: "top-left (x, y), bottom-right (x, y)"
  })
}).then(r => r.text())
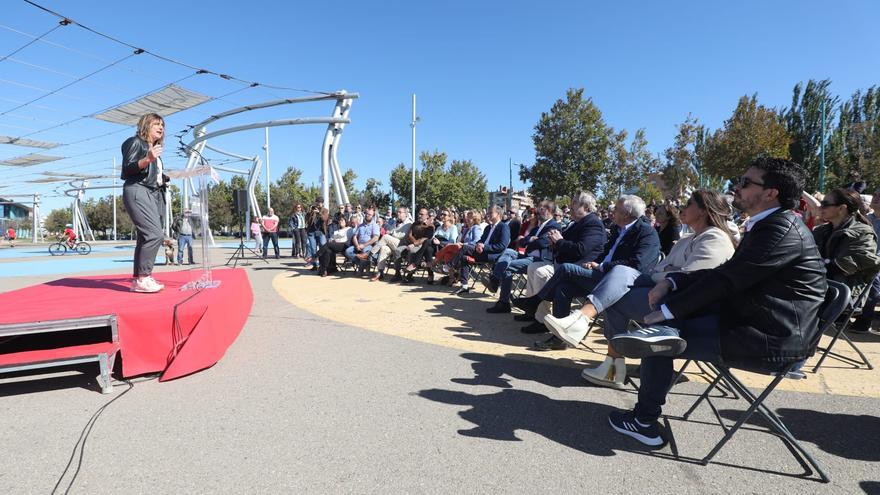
top-left (0, 315), bottom-right (119, 394)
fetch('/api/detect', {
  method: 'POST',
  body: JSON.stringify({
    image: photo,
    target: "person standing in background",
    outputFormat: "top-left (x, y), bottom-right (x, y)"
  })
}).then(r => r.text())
top-left (261, 207), bottom-right (280, 259)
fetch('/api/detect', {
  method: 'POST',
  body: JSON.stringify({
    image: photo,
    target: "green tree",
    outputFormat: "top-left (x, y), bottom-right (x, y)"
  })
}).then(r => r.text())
top-left (361, 178), bottom-right (391, 210)
top-left (828, 86), bottom-right (880, 190)
top-left (208, 179), bottom-right (234, 232)
top-left (784, 79), bottom-right (839, 191)
top-left (44, 207), bottom-right (70, 234)
top-left (601, 129), bottom-right (630, 200)
top-left (389, 150), bottom-right (488, 210)
top-left (662, 114), bottom-right (701, 200)
top-left (522, 88), bottom-right (612, 200)
top-left (702, 94), bottom-right (791, 180)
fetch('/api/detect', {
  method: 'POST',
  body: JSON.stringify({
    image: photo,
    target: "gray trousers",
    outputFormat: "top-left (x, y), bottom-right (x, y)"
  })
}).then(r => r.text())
top-left (123, 183), bottom-right (165, 278)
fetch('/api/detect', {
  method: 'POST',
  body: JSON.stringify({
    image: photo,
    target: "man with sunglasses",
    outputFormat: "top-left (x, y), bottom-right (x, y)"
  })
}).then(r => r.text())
top-left (604, 157), bottom-right (826, 447)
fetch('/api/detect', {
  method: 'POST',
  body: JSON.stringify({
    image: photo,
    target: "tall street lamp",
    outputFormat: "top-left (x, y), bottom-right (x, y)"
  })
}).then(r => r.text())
top-left (509, 158), bottom-right (523, 212)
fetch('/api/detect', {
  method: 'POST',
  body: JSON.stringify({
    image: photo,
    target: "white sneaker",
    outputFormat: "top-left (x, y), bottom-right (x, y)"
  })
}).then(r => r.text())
top-left (581, 357), bottom-right (626, 389)
top-left (147, 276), bottom-right (165, 290)
top-left (131, 277), bottom-right (161, 293)
top-left (544, 311), bottom-right (591, 347)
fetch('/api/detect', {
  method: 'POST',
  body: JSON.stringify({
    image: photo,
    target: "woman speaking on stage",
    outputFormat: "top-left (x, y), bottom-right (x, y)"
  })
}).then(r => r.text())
top-left (121, 113), bottom-right (169, 293)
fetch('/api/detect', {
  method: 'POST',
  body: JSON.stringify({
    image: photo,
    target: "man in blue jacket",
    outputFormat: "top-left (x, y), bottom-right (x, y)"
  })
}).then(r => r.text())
top-left (515, 191), bottom-right (608, 334)
top-left (454, 205), bottom-right (510, 295)
top-left (515, 195), bottom-right (660, 349)
top-left (486, 200), bottom-right (560, 313)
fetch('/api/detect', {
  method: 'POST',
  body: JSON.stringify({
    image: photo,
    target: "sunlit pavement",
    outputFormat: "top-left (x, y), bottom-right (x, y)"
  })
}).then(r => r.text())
top-left (1, 248), bottom-right (879, 493)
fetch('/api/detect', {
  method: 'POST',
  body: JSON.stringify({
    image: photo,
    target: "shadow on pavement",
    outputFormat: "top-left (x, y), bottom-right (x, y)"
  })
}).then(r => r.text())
top-left (714, 407), bottom-right (880, 462)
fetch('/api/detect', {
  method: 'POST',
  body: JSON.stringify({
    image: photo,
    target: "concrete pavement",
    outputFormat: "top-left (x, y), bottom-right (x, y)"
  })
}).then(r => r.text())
top-left (1, 248), bottom-right (879, 493)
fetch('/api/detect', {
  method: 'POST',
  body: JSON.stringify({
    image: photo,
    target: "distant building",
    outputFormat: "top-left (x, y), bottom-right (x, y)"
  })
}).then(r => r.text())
top-left (488, 186), bottom-right (534, 213)
top-left (0, 197), bottom-right (32, 221)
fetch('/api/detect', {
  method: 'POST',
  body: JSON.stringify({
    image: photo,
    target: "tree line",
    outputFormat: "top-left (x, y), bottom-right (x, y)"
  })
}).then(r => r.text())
top-left (523, 80), bottom-right (880, 204)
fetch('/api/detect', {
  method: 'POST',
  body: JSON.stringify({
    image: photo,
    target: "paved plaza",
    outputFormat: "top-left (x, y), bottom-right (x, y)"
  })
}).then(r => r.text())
top-left (1, 241), bottom-right (879, 494)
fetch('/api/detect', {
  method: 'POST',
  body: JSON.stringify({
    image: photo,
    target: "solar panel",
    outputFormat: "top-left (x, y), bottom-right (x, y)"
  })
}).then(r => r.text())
top-left (93, 84), bottom-right (212, 126)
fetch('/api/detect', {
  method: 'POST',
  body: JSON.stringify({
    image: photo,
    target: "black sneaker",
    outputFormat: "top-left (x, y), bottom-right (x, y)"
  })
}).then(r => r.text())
top-left (486, 302), bottom-right (511, 314)
top-left (514, 313), bottom-right (535, 322)
top-left (485, 276), bottom-right (500, 294)
top-left (610, 325), bottom-right (687, 358)
top-left (608, 410), bottom-right (665, 447)
top-left (512, 295), bottom-right (541, 316)
top-left (389, 273), bottom-right (402, 282)
top-left (521, 321), bottom-right (548, 334)
top-left (533, 335), bottom-right (566, 350)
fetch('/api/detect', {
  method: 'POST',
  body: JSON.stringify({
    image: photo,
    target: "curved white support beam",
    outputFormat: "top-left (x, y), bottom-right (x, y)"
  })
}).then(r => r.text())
top-left (331, 98), bottom-right (354, 205)
top-left (187, 118), bottom-right (350, 148)
top-left (190, 92), bottom-right (360, 130)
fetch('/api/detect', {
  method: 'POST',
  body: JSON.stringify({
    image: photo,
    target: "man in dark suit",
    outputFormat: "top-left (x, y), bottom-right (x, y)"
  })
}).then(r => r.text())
top-left (605, 158), bottom-right (826, 447)
top-left (486, 200), bottom-right (560, 313)
top-left (454, 205), bottom-right (510, 295)
top-left (505, 210), bottom-right (522, 250)
top-left (515, 191), bottom-right (608, 333)
top-left (515, 195), bottom-right (661, 348)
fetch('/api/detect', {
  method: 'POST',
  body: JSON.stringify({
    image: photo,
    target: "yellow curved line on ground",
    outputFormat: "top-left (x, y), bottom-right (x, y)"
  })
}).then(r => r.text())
top-left (272, 269), bottom-right (880, 398)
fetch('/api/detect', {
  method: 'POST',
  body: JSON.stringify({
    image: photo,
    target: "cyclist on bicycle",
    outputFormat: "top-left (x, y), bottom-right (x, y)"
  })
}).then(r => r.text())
top-left (63, 224), bottom-right (77, 249)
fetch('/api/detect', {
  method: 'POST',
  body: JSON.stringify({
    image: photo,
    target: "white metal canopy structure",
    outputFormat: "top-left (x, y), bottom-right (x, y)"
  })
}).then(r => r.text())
top-left (179, 91), bottom-right (358, 224)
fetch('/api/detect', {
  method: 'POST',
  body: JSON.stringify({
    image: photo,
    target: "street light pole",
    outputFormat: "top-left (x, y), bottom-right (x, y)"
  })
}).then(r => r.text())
top-left (508, 158), bottom-right (513, 212)
top-left (410, 94), bottom-right (418, 210)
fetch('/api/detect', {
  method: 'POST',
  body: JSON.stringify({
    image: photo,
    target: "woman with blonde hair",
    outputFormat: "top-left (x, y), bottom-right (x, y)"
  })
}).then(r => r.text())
top-left (121, 113), bottom-right (169, 293)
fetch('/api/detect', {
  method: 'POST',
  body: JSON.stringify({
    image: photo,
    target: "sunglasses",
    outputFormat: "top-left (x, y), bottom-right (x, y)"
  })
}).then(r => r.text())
top-left (735, 176), bottom-right (766, 189)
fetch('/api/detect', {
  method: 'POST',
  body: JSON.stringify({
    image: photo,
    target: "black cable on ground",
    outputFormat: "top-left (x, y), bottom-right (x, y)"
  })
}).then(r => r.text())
top-left (49, 375), bottom-right (151, 495)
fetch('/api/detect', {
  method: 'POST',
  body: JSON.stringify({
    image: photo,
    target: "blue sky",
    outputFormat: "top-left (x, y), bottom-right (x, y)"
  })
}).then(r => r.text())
top-left (2, 0), bottom-right (879, 213)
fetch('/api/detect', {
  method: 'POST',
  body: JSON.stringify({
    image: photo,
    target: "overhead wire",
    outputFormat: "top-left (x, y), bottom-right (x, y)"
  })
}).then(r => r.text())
top-left (0, 51), bottom-right (140, 117)
top-left (0, 19), bottom-right (65, 63)
top-left (23, 0), bottom-right (337, 96)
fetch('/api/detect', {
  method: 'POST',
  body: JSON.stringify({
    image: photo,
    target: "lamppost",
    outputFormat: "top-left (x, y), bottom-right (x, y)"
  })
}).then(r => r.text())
top-left (508, 158), bottom-right (523, 212)
top-left (410, 94), bottom-right (420, 210)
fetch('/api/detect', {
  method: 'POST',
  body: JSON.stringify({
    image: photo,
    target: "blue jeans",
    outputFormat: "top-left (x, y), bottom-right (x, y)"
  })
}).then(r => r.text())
top-left (307, 231), bottom-right (326, 266)
top-left (537, 263), bottom-right (605, 318)
top-left (492, 249), bottom-right (535, 302)
top-left (587, 265), bottom-right (653, 313)
top-left (262, 231), bottom-right (279, 258)
top-left (177, 234), bottom-right (193, 264)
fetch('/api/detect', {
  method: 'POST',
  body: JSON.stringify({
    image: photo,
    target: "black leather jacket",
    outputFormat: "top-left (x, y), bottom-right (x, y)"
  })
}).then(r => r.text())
top-left (666, 209), bottom-right (827, 368)
top-left (121, 136), bottom-right (166, 188)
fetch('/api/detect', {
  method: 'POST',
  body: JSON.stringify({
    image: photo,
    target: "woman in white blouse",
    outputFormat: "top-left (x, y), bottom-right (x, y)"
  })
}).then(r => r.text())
top-left (544, 189), bottom-right (738, 389)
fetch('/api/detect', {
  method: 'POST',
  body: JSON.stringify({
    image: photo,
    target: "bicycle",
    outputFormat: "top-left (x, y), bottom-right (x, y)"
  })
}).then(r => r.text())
top-left (48, 239), bottom-right (91, 255)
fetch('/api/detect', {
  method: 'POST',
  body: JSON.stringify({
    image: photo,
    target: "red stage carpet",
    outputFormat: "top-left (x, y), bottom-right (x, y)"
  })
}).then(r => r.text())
top-left (0, 268), bottom-right (253, 381)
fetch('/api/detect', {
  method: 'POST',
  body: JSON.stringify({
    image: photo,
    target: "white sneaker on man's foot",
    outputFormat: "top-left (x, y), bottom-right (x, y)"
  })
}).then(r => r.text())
top-left (544, 311), bottom-right (591, 347)
top-left (147, 276), bottom-right (165, 290)
top-left (131, 277), bottom-right (161, 293)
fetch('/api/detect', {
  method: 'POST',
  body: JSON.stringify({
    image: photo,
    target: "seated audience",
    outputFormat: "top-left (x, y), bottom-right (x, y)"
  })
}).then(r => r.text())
top-left (435, 211), bottom-right (484, 284)
top-left (514, 195), bottom-right (660, 350)
top-left (391, 208), bottom-right (434, 282)
top-left (545, 189), bottom-right (737, 388)
top-left (452, 205), bottom-right (510, 295)
top-left (811, 187), bottom-right (880, 298)
top-left (604, 157), bottom-right (826, 447)
top-left (344, 208), bottom-right (380, 274)
top-left (316, 217), bottom-right (353, 276)
top-left (368, 207), bottom-right (413, 281)
top-left (655, 204), bottom-right (681, 255)
top-left (516, 191), bottom-right (607, 333)
top-left (853, 188), bottom-right (880, 333)
top-left (485, 200), bottom-right (559, 313)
